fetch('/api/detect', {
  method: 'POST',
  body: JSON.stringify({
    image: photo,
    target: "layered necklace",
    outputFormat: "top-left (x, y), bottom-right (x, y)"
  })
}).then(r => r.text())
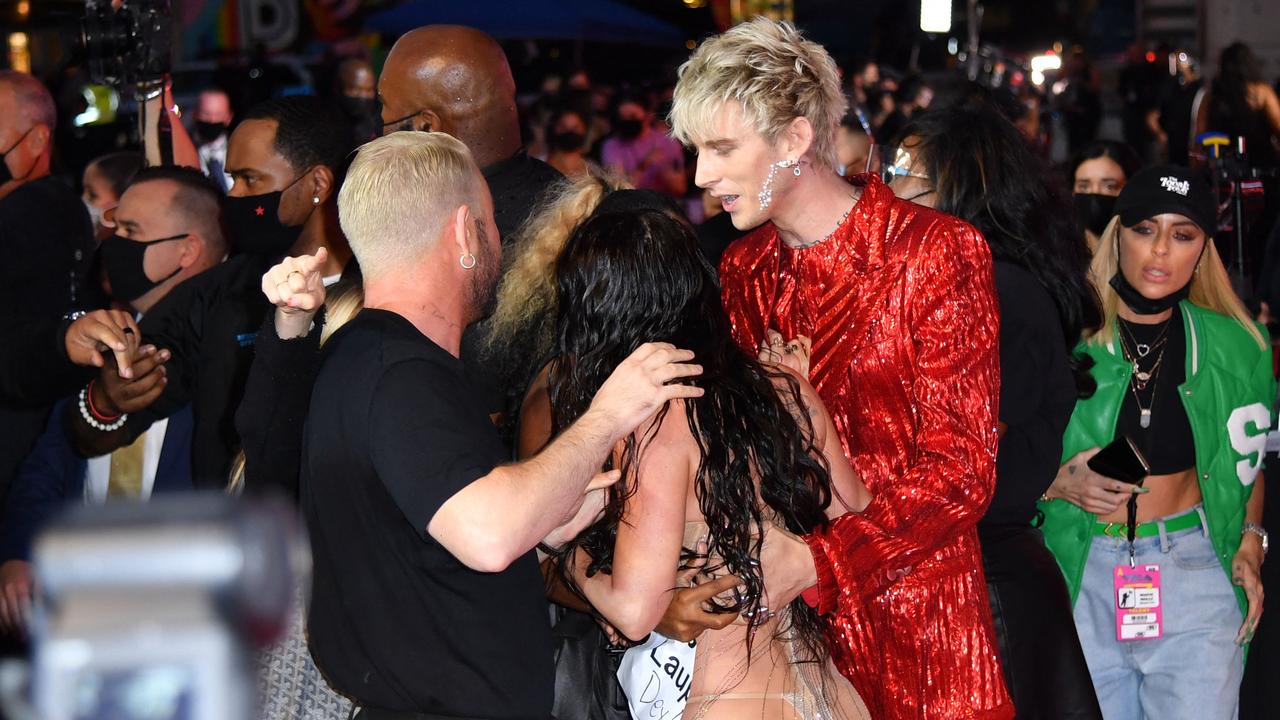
top-left (1117, 316), bottom-right (1174, 429)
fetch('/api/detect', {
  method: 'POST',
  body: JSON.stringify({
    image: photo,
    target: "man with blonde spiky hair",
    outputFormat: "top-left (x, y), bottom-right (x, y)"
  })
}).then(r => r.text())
top-left (669, 18), bottom-right (1014, 720)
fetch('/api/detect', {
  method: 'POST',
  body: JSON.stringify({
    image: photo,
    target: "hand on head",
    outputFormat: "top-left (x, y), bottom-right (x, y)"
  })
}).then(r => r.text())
top-left (587, 342), bottom-right (704, 443)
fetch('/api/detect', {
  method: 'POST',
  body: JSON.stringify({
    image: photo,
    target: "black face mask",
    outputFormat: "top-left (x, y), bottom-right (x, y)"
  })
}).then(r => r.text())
top-left (224, 183), bottom-right (307, 257)
top-left (1073, 193), bottom-right (1118, 236)
top-left (616, 118), bottom-right (644, 140)
top-left (551, 130), bottom-right (585, 152)
top-left (1109, 271), bottom-right (1192, 316)
top-left (338, 96), bottom-right (377, 120)
top-left (0, 127), bottom-right (35, 185)
top-left (102, 233), bottom-right (188, 303)
top-left (194, 121), bottom-right (228, 145)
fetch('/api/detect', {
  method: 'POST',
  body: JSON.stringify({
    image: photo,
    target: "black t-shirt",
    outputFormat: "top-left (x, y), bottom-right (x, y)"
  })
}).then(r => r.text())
top-left (0, 176), bottom-right (95, 318)
top-left (1116, 314), bottom-right (1195, 474)
top-left (983, 261), bottom-right (1077, 526)
top-left (0, 175), bottom-right (94, 502)
top-left (302, 308), bottom-right (552, 717)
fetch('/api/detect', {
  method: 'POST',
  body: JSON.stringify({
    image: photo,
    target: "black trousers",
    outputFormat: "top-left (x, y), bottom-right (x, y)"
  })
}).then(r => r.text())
top-left (979, 523), bottom-right (1103, 720)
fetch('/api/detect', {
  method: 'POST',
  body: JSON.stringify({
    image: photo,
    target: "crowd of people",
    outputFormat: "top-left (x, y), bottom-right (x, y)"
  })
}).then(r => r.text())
top-left (1, 15), bottom-right (1280, 720)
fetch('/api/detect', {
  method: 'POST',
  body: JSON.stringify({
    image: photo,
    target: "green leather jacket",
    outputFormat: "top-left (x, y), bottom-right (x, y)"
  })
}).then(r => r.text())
top-left (1039, 301), bottom-right (1275, 615)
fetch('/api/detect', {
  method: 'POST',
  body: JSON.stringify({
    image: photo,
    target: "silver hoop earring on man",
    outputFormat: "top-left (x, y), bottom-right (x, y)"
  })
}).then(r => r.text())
top-left (460, 252), bottom-right (476, 270)
top-left (757, 158), bottom-right (800, 210)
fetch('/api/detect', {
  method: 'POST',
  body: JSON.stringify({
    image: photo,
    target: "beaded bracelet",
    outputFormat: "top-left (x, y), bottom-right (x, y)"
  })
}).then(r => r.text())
top-left (78, 383), bottom-right (127, 432)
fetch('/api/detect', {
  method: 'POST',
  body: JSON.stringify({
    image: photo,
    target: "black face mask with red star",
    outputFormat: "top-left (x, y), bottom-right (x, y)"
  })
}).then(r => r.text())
top-left (224, 188), bottom-right (305, 258)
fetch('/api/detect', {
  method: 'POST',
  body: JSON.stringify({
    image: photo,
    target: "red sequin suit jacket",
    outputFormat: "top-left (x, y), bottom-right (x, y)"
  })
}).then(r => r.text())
top-left (720, 175), bottom-right (1013, 720)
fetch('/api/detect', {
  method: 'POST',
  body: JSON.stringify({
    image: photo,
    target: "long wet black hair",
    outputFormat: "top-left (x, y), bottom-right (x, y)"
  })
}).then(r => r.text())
top-left (899, 102), bottom-right (1103, 396)
top-left (547, 202), bottom-right (833, 663)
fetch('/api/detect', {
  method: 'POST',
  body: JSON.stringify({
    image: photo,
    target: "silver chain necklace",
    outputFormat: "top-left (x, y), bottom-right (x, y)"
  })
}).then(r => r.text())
top-left (790, 196), bottom-right (857, 250)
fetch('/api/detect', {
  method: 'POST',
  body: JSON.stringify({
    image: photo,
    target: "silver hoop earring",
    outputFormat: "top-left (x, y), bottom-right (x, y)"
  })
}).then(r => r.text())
top-left (460, 252), bottom-right (477, 270)
top-left (757, 158), bottom-right (799, 210)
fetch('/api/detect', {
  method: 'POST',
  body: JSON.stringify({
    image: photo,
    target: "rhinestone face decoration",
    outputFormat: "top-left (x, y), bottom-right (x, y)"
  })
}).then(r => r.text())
top-left (757, 158), bottom-right (799, 210)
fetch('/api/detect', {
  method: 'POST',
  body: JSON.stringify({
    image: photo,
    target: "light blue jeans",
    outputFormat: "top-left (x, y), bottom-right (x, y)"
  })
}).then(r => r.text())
top-left (1073, 506), bottom-right (1243, 720)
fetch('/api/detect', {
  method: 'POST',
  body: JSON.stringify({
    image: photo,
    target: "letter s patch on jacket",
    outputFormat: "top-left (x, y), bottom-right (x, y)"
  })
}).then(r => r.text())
top-left (1227, 402), bottom-right (1272, 486)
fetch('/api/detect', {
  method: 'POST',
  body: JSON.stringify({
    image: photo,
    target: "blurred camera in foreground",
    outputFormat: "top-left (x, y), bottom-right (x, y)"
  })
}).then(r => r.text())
top-left (28, 494), bottom-right (301, 720)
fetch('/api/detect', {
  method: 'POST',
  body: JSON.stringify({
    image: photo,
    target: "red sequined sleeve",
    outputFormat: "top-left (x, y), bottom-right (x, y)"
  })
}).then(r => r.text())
top-left (805, 223), bottom-right (1001, 612)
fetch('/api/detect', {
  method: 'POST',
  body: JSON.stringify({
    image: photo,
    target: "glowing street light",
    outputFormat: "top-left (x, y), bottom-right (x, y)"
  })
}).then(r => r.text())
top-left (1029, 52), bottom-right (1062, 86)
top-left (920, 0), bottom-right (952, 33)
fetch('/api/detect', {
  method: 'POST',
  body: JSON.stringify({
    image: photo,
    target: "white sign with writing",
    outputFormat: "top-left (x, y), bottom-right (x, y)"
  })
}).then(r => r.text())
top-left (617, 631), bottom-right (697, 720)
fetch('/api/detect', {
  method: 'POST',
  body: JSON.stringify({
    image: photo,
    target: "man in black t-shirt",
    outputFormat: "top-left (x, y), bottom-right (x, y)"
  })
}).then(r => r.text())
top-left (304, 131), bottom-right (702, 718)
top-left (0, 71), bottom-right (95, 504)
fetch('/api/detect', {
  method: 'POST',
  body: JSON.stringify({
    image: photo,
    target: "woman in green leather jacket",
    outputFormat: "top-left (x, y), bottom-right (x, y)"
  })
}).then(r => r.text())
top-left (1039, 165), bottom-right (1273, 720)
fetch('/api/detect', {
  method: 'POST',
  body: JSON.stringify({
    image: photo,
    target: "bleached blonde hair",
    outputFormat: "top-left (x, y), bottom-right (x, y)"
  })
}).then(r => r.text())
top-left (482, 168), bottom-right (631, 362)
top-left (670, 17), bottom-right (847, 170)
top-left (338, 131), bottom-right (484, 279)
top-left (1088, 216), bottom-right (1264, 349)
top-left (319, 281), bottom-right (365, 346)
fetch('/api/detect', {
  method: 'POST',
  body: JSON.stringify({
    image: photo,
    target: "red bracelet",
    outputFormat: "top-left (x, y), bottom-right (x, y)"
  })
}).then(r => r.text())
top-left (85, 379), bottom-right (122, 422)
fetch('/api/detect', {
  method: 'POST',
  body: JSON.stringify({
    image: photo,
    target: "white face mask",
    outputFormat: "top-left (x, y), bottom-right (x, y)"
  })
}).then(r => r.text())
top-left (84, 199), bottom-right (105, 231)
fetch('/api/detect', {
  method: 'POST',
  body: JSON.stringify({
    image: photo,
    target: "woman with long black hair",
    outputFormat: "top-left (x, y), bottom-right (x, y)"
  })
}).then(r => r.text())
top-left (1197, 42), bottom-right (1280, 171)
top-left (887, 101), bottom-right (1105, 719)
top-left (1070, 140), bottom-right (1143, 251)
top-left (521, 202), bottom-right (871, 719)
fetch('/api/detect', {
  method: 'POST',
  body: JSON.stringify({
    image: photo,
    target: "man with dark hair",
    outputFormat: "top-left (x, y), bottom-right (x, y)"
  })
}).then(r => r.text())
top-left (98, 167), bottom-right (226, 313)
top-left (0, 70), bottom-right (96, 504)
top-left (70, 96), bottom-right (355, 493)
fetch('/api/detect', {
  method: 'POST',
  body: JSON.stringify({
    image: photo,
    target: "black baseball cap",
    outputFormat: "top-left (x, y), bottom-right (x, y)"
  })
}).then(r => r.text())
top-left (1113, 164), bottom-right (1217, 235)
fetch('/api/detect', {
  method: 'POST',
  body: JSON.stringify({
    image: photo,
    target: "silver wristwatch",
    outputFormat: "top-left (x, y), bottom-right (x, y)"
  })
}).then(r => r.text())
top-left (1242, 523), bottom-right (1269, 556)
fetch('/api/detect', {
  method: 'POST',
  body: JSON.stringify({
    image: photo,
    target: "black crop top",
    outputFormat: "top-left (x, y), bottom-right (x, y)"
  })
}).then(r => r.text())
top-left (1115, 316), bottom-right (1197, 474)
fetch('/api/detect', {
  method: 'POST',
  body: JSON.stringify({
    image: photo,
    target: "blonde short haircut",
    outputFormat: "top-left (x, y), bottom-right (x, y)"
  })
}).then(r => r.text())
top-left (670, 18), bottom-right (847, 170)
top-left (338, 131), bottom-right (483, 279)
